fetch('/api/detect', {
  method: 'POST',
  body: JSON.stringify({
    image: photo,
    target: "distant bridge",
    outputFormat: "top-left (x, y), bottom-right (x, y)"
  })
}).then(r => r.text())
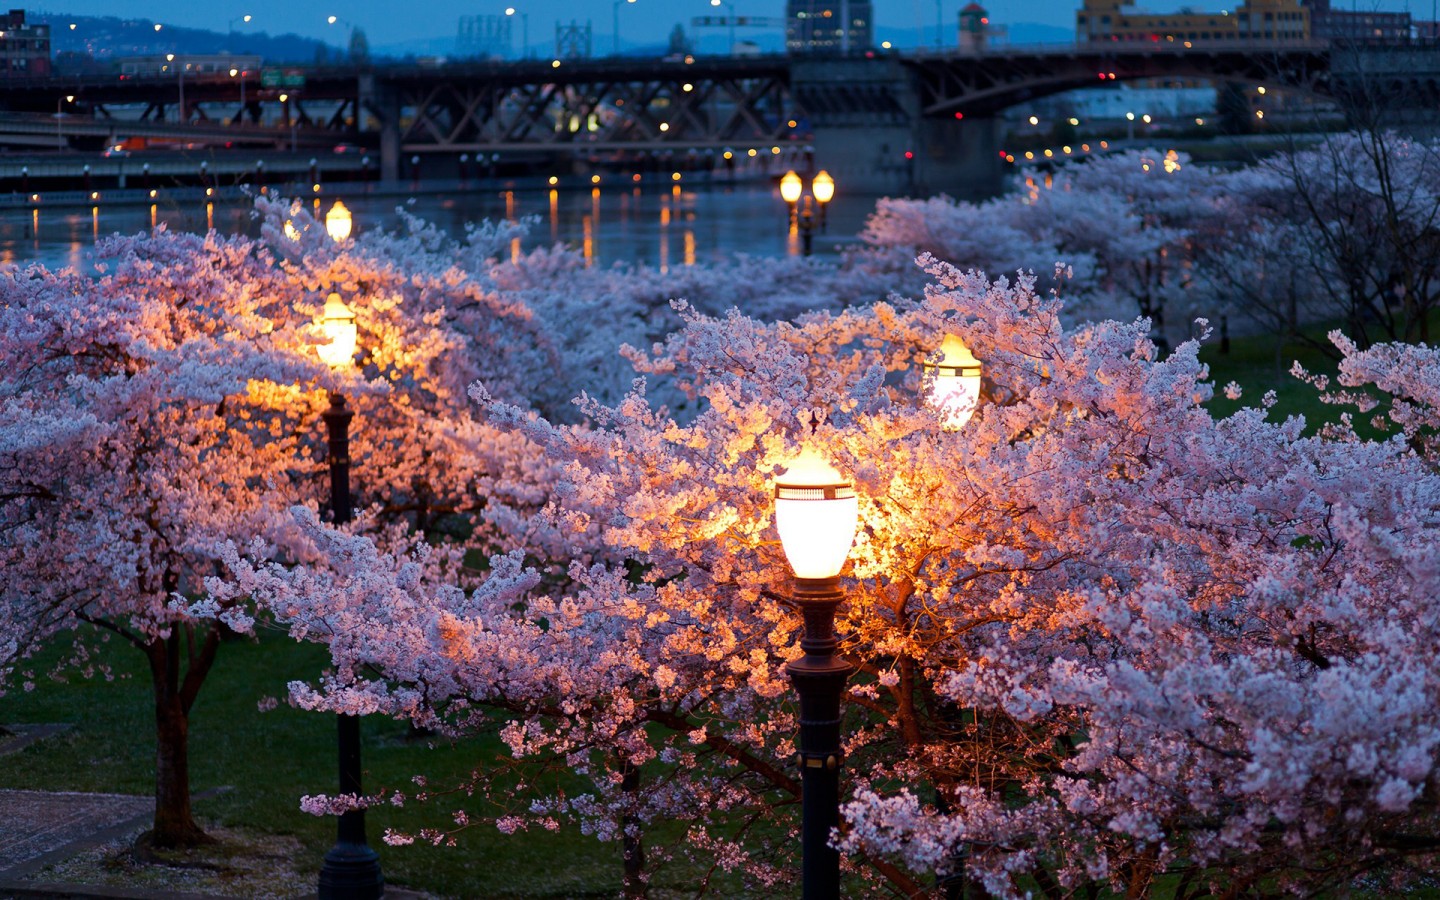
top-left (1, 41), bottom-right (1436, 194)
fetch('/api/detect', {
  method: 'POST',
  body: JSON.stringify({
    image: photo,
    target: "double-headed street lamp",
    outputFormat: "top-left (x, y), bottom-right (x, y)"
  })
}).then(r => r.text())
top-left (779, 169), bottom-right (836, 256)
top-left (314, 229), bottom-right (383, 899)
top-left (773, 334), bottom-right (982, 899)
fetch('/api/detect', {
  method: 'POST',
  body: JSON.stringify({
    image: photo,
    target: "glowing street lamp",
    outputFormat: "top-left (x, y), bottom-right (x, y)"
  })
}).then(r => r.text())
top-left (316, 293), bottom-right (357, 368)
top-left (811, 169), bottom-right (834, 232)
top-left (775, 448), bottom-right (858, 582)
top-left (314, 293), bottom-right (383, 900)
top-left (923, 334), bottom-right (983, 430)
top-left (779, 169), bottom-right (803, 224)
top-left (325, 200), bottom-right (353, 243)
top-left (772, 445), bottom-right (857, 899)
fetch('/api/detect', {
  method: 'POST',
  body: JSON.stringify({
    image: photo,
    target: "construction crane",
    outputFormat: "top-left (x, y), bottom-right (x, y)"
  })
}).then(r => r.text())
top-left (689, 13), bottom-right (784, 54)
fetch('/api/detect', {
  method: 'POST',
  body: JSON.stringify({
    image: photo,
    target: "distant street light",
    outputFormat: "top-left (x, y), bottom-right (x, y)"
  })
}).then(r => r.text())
top-left (612, 0), bottom-right (636, 56)
top-left (709, 0), bottom-right (737, 53)
top-left (55, 93), bottom-right (74, 150)
top-left (505, 7), bottom-right (529, 58)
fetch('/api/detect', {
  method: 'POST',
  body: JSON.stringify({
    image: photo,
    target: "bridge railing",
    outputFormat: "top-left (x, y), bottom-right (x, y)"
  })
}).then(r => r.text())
top-left (908, 39), bottom-right (1333, 60)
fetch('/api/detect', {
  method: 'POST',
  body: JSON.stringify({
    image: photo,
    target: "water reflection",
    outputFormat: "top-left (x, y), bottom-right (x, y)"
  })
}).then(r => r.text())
top-left (0, 182), bottom-right (872, 272)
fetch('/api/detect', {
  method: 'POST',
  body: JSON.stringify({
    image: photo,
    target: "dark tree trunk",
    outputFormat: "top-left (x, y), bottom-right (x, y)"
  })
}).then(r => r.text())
top-left (144, 626), bottom-right (220, 849)
top-left (621, 756), bottom-right (647, 899)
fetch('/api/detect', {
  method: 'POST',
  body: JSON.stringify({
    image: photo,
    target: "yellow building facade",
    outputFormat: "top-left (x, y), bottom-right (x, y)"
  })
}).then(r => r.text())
top-left (1077, 0), bottom-right (1310, 44)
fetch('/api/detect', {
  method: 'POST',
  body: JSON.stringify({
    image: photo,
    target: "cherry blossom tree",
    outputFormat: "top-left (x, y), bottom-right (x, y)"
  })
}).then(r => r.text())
top-left (203, 243), bottom-right (1440, 897)
top-left (856, 149), bottom-right (1210, 345)
top-left (0, 229), bottom-right (336, 846)
top-left (1200, 132), bottom-right (1440, 351)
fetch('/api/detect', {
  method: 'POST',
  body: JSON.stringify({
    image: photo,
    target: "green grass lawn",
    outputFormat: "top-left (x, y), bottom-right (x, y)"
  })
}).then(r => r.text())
top-left (1199, 326), bottom-right (1342, 426)
top-left (0, 628), bottom-right (667, 898)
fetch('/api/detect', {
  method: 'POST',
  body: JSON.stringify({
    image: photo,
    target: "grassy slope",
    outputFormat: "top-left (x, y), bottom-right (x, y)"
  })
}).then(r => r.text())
top-left (0, 630), bottom-right (638, 898)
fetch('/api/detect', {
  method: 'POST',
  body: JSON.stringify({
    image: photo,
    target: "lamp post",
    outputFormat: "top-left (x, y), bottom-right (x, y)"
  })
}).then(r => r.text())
top-left (505, 7), bottom-right (529, 59)
top-left (773, 446), bottom-right (859, 900)
top-left (811, 170), bottom-right (834, 233)
top-left (229, 67), bottom-right (248, 124)
top-left (228, 13), bottom-right (252, 35)
top-left (326, 200), bottom-right (353, 243)
top-left (56, 94), bottom-right (73, 150)
top-left (709, 0), bottom-right (737, 54)
top-left (612, 0), bottom-right (636, 55)
top-left (314, 292), bottom-right (384, 900)
top-left (779, 169), bottom-right (803, 225)
top-left (165, 54), bottom-right (186, 125)
top-left (923, 334), bottom-right (983, 431)
top-left (780, 170), bottom-right (836, 255)
top-left (798, 196), bottom-right (815, 257)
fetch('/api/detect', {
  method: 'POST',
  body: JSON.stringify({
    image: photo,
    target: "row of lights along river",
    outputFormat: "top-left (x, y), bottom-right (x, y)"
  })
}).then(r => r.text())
top-left (0, 162), bottom-right (864, 273)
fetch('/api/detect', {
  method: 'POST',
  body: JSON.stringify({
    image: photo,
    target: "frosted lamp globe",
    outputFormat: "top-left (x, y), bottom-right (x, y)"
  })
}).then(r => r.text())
top-left (325, 200), bottom-right (352, 243)
top-left (925, 334), bottom-right (982, 430)
top-left (774, 447), bottom-right (857, 580)
top-left (779, 170), bottom-right (803, 205)
top-left (316, 293), bottom-right (357, 369)
top-left (812, 170), bottom-right (835, 204)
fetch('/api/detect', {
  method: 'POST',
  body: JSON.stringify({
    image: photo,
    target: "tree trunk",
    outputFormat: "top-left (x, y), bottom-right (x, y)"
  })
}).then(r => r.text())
top-left (144, 627), bottom-right (219, 849)
top-left (621, 757), bottom-right (647, 899)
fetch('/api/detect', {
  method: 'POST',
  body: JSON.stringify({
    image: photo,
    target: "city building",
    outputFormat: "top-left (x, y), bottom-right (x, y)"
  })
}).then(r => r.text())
top-left (1303, 0), bottom-right (1410, 42)
top-left (785, 0), bottom-right (872, 54)
top-left (1076, 0), bottom-right (1311, 44)
top-left (0, 9), bottom-right (50, 78)
top-left (1235, 0), bottom-right (1310, 41)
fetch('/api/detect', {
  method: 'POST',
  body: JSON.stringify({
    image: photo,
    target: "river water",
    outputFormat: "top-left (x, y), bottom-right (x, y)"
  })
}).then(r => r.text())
top-left (0, 182), bottom-right (880, 273)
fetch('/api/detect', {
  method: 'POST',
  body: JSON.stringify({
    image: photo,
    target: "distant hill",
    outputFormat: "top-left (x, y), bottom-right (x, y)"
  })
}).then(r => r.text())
top-left (34, 12), bottom-right (335, 69)
top-left (32, 11), bottom-right (1073, 73)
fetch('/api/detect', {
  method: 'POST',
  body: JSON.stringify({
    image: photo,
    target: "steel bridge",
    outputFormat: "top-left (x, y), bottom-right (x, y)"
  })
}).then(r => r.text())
top-left (1, 42), bottom-right (1436, 192)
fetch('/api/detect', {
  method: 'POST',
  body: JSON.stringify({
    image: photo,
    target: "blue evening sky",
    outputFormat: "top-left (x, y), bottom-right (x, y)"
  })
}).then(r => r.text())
top-left (50, 1), bottom-right (1426, 49)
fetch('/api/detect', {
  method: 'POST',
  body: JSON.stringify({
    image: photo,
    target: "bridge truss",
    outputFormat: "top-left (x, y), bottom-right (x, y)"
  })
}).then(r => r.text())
top-left (908, 42), bottom-right (1334, 117)
top-left (386, 57), bottom-right (805, 154)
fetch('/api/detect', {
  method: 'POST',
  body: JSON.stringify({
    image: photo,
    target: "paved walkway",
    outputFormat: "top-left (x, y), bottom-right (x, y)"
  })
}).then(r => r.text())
top-left (0, 789), bottom-right (152, 878)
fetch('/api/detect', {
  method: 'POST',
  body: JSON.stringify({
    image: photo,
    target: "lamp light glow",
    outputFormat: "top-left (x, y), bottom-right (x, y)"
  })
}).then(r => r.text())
top-left (774, 447), bottom-right (857, 580)
top-left (779, 169), bottom-right (803, 205)
top-left (316, 293), bottom-right (357, 368)
top-left (925, 334), bottom-right (982, 430)
top-left (812, 170), bottom-right (834, 204)
top-left (325, 200), bottom-right (353, 242)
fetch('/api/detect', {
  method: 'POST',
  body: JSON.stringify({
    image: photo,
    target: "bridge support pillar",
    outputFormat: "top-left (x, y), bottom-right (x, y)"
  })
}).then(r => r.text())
top-left (911, 115), bottom-right (1005, 200)
top-left (361, 75), bottom-right (403, 185)
top-left (793, 57), bottom-right (1006, 200)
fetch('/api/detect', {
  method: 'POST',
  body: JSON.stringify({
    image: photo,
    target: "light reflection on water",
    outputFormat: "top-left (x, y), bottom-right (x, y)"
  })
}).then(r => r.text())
top-left (0, 183), bottom-right (874, 273)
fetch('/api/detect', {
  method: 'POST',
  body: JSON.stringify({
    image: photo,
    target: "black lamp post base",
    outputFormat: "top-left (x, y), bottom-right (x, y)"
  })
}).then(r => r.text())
top-left (318, 841), bottom-right (384, 899)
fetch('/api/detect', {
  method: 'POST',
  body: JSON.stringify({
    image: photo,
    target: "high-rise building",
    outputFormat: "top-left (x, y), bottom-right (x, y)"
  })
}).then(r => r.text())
top-left (785, 0), bottom-right (872, 55)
